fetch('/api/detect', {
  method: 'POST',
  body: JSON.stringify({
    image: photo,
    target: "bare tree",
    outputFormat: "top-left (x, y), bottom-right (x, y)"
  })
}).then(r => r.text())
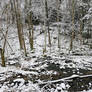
top-left (70, 0), bottom-right (75, 50)
top-left (56, 0), bottom-right (61, 49)
top-left (45, 0), bottom-right (51, 47)
top-left (13, 0), bottom-right (27, 56)
top-left (26, 0), bottom-right (34, 51)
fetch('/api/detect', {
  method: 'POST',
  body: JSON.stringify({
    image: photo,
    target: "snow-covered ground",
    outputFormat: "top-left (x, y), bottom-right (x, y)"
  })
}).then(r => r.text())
top-left (0, 24), bottom-right (92, 92)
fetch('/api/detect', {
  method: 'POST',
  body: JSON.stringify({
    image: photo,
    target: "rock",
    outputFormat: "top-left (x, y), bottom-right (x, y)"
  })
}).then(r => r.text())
top-left (46, 56), bottom-right (52, 60)
top-left (40, 69), bottom-right (46, 72)
top-left (43, 56), bottom-right (52, 60)
top-left (11, 52), bottom-right (15, 55)
top-left (8, 61), bottom-right (21, 67)
top-left (32, 56), bottom-right (36, 58)
top-left (65, 59), bottom-right (72, 63)
top-left (46, 62), bottom-right (60, 71)
top-left (72, 51), bottom-right (83, 56)
top-left (72, 52), bottom-right (83, 56)
top-left (60, 53), bottom-right (64, 55)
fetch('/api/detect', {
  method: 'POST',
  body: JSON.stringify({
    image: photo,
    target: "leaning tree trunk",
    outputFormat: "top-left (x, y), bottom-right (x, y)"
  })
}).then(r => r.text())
top-left (0, 7), bottom-right (10, 67)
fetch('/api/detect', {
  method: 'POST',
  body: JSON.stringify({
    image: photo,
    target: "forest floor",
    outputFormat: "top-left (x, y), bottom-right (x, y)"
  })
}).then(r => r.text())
top-left (0, 24), bottom-right (92, 92)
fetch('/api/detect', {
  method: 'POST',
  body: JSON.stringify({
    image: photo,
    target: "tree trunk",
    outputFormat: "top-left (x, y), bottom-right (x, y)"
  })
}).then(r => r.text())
top-left (57, 0), bottom-right (61, 48)
top-left (27, 1), bottom-right (34, 51)
top-left (10, 0), bottom-right (15, 24)
top-left (13, 0), bottom-right (24, 49)
top-left (45, 0), bottom-right (51, 47)
top-left (70, 0), bottom-right (75, 50)
top-left (13, 0), bottom-right (27, 56)
top-left (79, 20), bottom-right (83, 45)
top-left (0, 48), bottom-right (5, 67)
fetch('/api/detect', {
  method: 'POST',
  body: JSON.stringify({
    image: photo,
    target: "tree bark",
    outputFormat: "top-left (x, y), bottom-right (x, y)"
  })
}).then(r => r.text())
top-left (45, 0), bottom-right (51, 47)
top-left (0, 48), bottom-right (5, 67)
top-left (70, 0), bottom-right (75, 50)
top-left (13, 0), bottom-right (24, 49)
top-left (27, 0), bottom-right (34, 51)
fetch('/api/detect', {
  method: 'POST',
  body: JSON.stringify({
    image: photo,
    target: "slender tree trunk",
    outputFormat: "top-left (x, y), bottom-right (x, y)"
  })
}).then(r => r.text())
top-left (24, 0), bottom-right (28, 9)
top-left (70, 0), bottom-right (75, 50)
top-left (27, 0), bottom-right (34, 51)
top-left (30, 14), bottom-right (34, 50)
top-left (0, 48), bottom-right (5, 67)
top-left (79, 20), bottom-right (83, 45)
top-left (29, 24), bottom-right (34, 51)
top-left (10, 0), bottom-right (15, 24)
top-left (13, 0), bottom-right (27, 56)
top-left (0, 31), bottom-right (7, 67)
top-left (45, 0), bottom-right (51, 47)
top-left (21, 23), bottom-right (27, 56)
top-left (0, 29), bottom-right (13, 52)
top-left (57, 25), bottom-right (61, 48)
top-left (0, 7), bottom-right (10, 67)
top-left (13, 0), bottom-right (24, 49)
top-left (3, 30), bottom-right (8, 53)
top-left (43, 25), bottom-right (47, 54)
top-left (57, 0), bottom-right (61, 48)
